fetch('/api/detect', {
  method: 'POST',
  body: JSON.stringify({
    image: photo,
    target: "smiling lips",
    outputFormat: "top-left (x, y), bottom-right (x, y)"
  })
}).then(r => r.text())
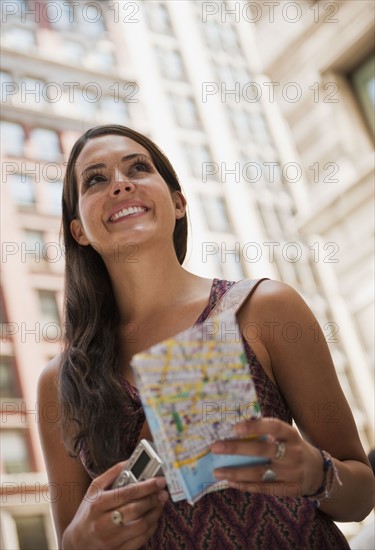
top-left (109, 206), bottom-right (148, 222)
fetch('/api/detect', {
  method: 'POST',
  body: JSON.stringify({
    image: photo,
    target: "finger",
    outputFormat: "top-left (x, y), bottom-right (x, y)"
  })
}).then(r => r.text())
top-left (97, 490), bottom-right (167, 545)
top-left (211, 436), bottom-right (272, 458)
top-left (211, 435), bottom-right (289, 464)
top-left (102, 477), bottom-right (167, 513)
top-left (112, 502), bottom-right (165, 547)
top-left (234, 417), bottom-right (296, 441)
top-left (85, 461), bottom-right (128, 501)
top-left (213, 463), bottom-right (277, 483)
top-left (121, 489), bottom-right (169, 524)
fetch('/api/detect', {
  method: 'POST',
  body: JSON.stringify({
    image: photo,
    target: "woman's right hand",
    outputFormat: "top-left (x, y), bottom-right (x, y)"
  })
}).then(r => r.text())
top-left (62, 461), bottom-right (169, 549)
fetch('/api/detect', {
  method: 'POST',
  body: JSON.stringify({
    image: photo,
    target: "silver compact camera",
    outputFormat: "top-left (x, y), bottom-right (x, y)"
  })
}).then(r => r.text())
top-left (111, 439), bottom-right (163, 488)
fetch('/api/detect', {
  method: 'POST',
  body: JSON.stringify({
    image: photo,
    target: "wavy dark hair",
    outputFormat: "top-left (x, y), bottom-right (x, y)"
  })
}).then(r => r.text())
top-left (59, 125), bottom-right (188, 474)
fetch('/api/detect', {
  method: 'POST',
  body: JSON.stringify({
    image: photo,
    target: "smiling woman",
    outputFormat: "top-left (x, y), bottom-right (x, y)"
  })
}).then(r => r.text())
top-left (64, 126), bottom-right (187, 263)
top-left (69, 135), bottom-right (186, 264)
top-left (37, 124), bottom-right (374, 550)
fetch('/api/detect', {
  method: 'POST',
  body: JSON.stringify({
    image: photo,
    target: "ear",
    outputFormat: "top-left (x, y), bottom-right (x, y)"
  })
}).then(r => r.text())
top-left (172, 191), bottom-right (187, 220)
top-left (70, 219), bottom-right (90, 246)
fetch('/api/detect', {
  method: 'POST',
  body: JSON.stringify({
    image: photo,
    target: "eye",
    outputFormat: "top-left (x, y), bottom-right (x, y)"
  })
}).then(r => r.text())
top-left (132, 162), bottom-right (149, 172)
top-left (127, 156), bottom-right (153, 175)
top-left (83, 171), bottom-right (107, 187)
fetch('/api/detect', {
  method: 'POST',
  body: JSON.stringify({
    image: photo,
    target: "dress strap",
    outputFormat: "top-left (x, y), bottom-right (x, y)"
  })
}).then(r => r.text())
top-left (205, 278), bottom-right (269, 320)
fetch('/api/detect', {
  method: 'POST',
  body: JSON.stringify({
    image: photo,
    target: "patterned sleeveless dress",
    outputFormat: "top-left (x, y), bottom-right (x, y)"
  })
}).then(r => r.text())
top-left (81, 279), bottom-right (349, 549)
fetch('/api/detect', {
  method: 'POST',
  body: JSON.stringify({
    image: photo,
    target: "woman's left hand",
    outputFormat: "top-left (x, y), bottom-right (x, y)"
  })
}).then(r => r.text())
top-left (211, 417), bottom-right (324, 498)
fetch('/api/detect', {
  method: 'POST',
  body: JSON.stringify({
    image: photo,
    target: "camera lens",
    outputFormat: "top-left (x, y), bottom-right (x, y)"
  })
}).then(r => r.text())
top-left (112, 470), bottom-right (131, 488)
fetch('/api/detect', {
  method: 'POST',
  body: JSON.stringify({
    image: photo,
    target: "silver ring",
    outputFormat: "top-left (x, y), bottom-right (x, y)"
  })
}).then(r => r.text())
top-left (262, 468), bottom-right (277, 482)
top-left (111, 509), bottom-right (123, 526)
top-left (274, 441), bottom-right (286, 461)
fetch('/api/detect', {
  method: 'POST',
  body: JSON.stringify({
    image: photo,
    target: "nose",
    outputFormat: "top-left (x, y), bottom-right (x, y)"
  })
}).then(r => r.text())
top-left (110, 170), bottom-right (135, 196)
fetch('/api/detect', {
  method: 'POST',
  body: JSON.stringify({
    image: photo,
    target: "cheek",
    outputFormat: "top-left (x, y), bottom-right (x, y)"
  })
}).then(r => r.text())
top-left (77, 195), bottom-right (102, 234)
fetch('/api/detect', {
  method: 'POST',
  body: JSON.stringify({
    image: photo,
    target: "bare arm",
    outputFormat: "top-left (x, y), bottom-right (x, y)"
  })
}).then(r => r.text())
top-left (37, 357), bottom-right (92, 544)
top-left (212, 280), bottom-right (374, 522)
top-left (37, 357), bottom-right (168, 549)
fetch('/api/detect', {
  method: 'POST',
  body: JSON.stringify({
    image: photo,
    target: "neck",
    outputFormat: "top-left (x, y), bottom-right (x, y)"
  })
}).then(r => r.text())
top-left (102, 245), bottom-right (205, 323)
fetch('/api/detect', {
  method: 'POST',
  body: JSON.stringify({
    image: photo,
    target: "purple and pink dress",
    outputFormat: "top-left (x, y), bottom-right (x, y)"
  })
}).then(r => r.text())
top-left (81, 279), bottom-right (349, 549)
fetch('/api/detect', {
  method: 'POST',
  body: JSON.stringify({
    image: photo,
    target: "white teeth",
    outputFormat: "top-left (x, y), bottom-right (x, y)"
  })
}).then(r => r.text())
top-left (110, 206), bottom-right (146, 221)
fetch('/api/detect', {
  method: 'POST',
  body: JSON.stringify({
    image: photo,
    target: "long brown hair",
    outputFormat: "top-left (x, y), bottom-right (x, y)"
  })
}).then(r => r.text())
top-left (59, 125), bottom-right (188, 474)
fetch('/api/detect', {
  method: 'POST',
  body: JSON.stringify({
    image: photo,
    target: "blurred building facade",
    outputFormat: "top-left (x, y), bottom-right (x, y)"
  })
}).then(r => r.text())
top-left (254, 0), bottom-right (374, 429)
top-left (0, 1), bottom-right (373, 547)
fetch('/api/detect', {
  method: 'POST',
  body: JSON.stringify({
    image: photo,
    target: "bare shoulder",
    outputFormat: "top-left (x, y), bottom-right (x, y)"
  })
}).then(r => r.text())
top-left (37, 354), bottom-right (62, 401)
top-left (39, 353), bottom-right (62, 379)
top-left (249, 278), bottom-right (303, 306)
top-left (37, 355), bottom-right (65, 445)
top-left (237, 279), bottom-right (311, 348)
top-left (240, 279), bottom-right (315, 334)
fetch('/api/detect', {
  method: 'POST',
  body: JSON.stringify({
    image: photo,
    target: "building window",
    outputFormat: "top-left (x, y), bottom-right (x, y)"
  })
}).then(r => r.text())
top-left (23, 230), bottom-right (47, 269)
top-left (157, 48), bottom-right (187, 81)
top-left (183, 143), bottom-right (214, 180)
top-left (24, 230), bottom-right (45, 250)
top-left (0, 430), bottom-right (31, 473)
top-left (203, 20), bottom-right (240, 54)
top-left (38, 290), bottom-right (60, 324)
top-left (198, 195), bottom-right (232, 233)
top-left (221, 24), bottom-right (239, 52)
top-left (79, 3), bottom-right (106, 36)
top-left (14, 515), bottom-right (49, 550)
top-left (29, 128), bottom-right (61, 161)
top-left (228, 108), bottom-right (252, 140)
top-left (50, 0), bottom-right (106, 34)
top-left (63, 40), bottom-right (86, 63)
top-left (169, 94), bottom-right (201, 129)
top-left (44, 181), bottom-right (63, 216)
top-left (0, 356), bottom-right (20, 398)
top-left (349, 55), bottom-right (375, 139)
top-left (215, 62), bottom-right (252, 89)
top-left (233, 65), bottom-right (252, 87)
top-left (19, 77), bottom-right (46, 111)
top-left (250, 112), bottom-right (273, 146)
top-left (8, 174), bottom-right (35, 206)
top-left (86, 48), bottom-right (115, 71)
top-left (0, 121), bottom-right (25, 156)
top-left (49, 1), bottom-right (72, 30)
top-left (145, 2), bottom-right (173, 34)
top-left (0, 71), bottom-right (13, 103)
top-left (1, 26), bottom-right (36, 51)
top-left (100, 95), bottom-right (129, 124)
top-left (68, 88), bottom-right (97, 118)
top-left (3, 0), bottom-right (27, 17)
top-left (215, 63), bottom-right (236, 87)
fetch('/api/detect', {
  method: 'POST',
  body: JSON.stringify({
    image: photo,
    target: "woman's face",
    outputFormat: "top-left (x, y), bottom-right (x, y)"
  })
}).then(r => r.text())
top-left (70, 134), bottom-right (186, 258)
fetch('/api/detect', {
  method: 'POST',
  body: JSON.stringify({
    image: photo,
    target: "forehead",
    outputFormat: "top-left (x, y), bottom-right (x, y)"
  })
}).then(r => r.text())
top-left (75, 134), bottom-right (151, 172)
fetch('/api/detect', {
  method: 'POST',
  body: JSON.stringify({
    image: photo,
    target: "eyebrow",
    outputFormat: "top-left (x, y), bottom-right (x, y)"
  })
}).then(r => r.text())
top-left (79, 153), bottom-right (152, 177)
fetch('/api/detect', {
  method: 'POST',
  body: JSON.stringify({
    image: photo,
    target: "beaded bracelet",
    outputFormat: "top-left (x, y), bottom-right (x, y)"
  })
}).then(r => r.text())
top-left (305, 448), bottom-right (343, 508)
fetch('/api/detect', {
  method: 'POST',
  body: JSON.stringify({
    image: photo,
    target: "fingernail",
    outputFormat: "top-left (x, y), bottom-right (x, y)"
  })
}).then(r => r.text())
top-left (158, 490), bottom-right (169, 503)
top-left (155, 477), bottom-right (167, 488)
top-left (213, 470), bottom-right (226, 479)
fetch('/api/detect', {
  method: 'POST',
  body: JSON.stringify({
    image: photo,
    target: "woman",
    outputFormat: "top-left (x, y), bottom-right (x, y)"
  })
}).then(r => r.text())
top-left (38, 124), bottom-right (374, 549)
